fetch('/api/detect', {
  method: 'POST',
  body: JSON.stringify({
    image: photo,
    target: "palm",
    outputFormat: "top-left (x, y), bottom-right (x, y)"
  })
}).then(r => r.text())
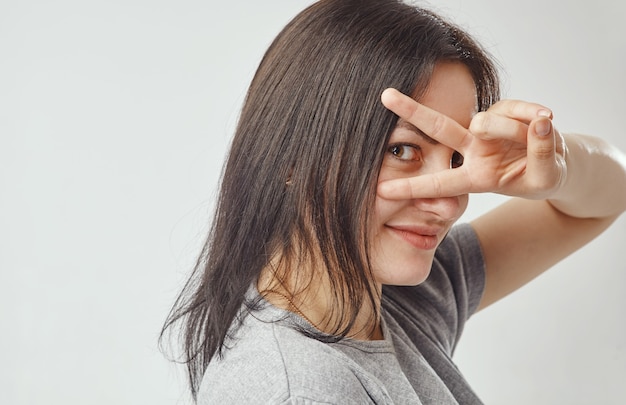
top-left (461, 136), bottom-right (529, 195)
top-left (379, 89), bottom-right (564, 201)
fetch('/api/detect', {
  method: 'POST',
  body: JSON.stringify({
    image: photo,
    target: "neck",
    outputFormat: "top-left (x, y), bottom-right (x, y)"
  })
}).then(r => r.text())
top-left (257, 264), bottom-right (384, 341)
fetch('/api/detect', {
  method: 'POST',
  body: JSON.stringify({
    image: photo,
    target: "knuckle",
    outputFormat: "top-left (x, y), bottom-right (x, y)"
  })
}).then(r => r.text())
top-left (430, 114), bottom-right (446, 138)
top-left (431, 176), bottom-right (443, 198)
top-left (487, 99), bottom-right (506, 111)
top-left (534, 144), bottom-right (554, 161)
top-left (469, 112), bottom-right (490, 135)
top-left (507, 100), bottom-right (524, 116)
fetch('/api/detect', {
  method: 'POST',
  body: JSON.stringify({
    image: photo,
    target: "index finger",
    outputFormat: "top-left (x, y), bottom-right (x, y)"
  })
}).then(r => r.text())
top-left (487, 99), bottom-right (553, 122)
top-left (377, 168), bottom-right (472, 200)
top-left (381, 88), bottom-right (471, 151)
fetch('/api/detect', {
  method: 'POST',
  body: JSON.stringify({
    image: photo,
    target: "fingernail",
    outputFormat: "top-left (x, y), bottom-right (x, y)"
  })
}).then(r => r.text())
top-left (535, 118), bottom-right (552, 136)
top-left (538, 109), bottom-right (552, 118)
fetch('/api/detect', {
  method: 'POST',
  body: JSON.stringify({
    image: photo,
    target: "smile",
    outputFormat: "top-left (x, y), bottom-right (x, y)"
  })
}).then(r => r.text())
top-left (386, 225), bottom-right (441, 250)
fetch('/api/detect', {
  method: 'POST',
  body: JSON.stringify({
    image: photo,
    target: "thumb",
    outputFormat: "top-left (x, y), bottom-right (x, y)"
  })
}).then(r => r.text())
top-left (526, 116), bottom-right (560, 192)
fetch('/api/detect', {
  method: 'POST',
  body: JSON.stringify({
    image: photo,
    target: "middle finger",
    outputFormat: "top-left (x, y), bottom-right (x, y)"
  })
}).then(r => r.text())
top-left (381, 88), bottom-right (471, 151)
top-left (469, 111), bottom-right (529, 143)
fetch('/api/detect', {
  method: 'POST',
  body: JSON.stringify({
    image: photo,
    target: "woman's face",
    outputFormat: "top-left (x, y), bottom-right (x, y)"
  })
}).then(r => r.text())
top-left (371, 63), bottom-right (476, 286)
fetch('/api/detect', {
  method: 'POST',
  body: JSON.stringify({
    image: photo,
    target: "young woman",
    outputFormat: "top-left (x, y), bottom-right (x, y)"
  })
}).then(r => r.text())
top-left (162, 0), bottom-right (626, 403)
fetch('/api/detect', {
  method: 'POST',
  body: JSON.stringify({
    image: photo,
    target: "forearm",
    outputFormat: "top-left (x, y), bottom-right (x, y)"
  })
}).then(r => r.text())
top-left (548, 133), bottom-right (626, 219)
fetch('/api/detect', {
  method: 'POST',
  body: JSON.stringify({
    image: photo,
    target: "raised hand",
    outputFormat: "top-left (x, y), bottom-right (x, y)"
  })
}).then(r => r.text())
top-left (377, 88), bottom-right (567, 201)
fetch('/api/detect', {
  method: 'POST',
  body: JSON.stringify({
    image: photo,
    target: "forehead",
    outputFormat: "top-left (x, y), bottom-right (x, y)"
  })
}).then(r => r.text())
top-left (395, 119), bottom-right (439, 145)
top-left (419, 62), bottom-right (477, 129)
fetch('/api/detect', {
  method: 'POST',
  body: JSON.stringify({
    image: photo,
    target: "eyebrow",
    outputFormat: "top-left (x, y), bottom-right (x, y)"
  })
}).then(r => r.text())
top-left (396, 119), bottom-right (439, 145)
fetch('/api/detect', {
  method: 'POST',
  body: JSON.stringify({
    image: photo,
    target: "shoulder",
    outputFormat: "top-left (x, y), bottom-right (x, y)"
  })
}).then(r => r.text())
top-left (436, 223), bottom-right (484, 267)
top-left (431, 223), bottom-right (485, 303)
top-left (197, 313), bottom-right (380, 404)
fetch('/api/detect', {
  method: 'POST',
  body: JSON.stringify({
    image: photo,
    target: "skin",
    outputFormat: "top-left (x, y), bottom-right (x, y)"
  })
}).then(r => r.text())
top-left (260, 63), bottom-right (478, 339)
top-left (261, 61), bottom-right (626, 339)
top-left (379, 65), bottom-right (626, 312)
top-left (371, 62), bottom-right (475, 287)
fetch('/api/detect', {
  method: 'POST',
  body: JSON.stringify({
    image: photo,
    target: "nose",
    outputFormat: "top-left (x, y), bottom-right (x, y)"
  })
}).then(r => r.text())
top-left (423, 146), bottom-right (458, 174)
top-left (411, 146), bottom-right (467, 219)
top-left (411, 194), bottom-right (467, 221)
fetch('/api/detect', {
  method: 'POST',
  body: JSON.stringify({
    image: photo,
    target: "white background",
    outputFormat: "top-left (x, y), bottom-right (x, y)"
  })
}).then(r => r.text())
top-left (2, 1), bottom-right (624, 404)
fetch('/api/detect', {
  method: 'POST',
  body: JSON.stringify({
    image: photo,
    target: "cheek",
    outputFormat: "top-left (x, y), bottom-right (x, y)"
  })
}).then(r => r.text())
top-left (374, 191), bottom-right (469, 225)
top-left (372, 195), bottom-right (401, 230)
top-left (457, 194), bottom-right (469, 219)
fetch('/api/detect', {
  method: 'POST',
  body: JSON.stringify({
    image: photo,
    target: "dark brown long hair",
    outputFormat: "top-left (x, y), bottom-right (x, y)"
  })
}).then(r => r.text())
top-left (161, 0), bottom-right (500, 399)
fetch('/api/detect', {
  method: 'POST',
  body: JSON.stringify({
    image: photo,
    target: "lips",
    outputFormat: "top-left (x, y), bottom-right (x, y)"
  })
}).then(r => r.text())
top-left (386, 224), bottom-right (442, 250)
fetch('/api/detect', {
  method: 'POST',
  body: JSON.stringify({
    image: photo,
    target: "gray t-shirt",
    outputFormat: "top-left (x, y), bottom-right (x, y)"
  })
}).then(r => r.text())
top-left (197, 223), bottom-right (485, 404)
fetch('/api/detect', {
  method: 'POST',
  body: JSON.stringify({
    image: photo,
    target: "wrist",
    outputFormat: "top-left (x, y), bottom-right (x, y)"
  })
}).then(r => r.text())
top-left (548, 133), bottom-right (626, 219)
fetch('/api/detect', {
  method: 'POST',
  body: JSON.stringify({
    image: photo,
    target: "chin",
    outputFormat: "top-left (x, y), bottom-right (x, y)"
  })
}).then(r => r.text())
top-left (377, 264), bottom-right (432, 287)
top-left (371, 236), bottom-right (438, 286)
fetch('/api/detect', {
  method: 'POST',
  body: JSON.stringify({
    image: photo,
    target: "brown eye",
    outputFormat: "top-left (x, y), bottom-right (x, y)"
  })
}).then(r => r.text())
top-left (450, 151), bottom-right (464, 168)
top-left (388, 144), bottom-right (421, 161)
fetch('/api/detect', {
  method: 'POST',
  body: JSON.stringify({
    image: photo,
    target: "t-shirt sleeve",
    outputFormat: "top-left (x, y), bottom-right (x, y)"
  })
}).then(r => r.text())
top-left (383, 223), bottom-right (486, 355)
top-left (436, 223), bottom-right (486, 318)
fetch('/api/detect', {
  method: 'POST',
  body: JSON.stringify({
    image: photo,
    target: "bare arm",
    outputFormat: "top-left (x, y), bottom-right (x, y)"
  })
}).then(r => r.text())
top-left (379, 89), bottom-right (626, 310)
top-left (473, 133), bottom-right (626, 310)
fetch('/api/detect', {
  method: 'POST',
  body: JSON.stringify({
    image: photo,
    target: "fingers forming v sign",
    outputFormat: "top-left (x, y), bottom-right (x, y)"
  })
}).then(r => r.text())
top-left (377, 88), bottom-right (566, 201)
